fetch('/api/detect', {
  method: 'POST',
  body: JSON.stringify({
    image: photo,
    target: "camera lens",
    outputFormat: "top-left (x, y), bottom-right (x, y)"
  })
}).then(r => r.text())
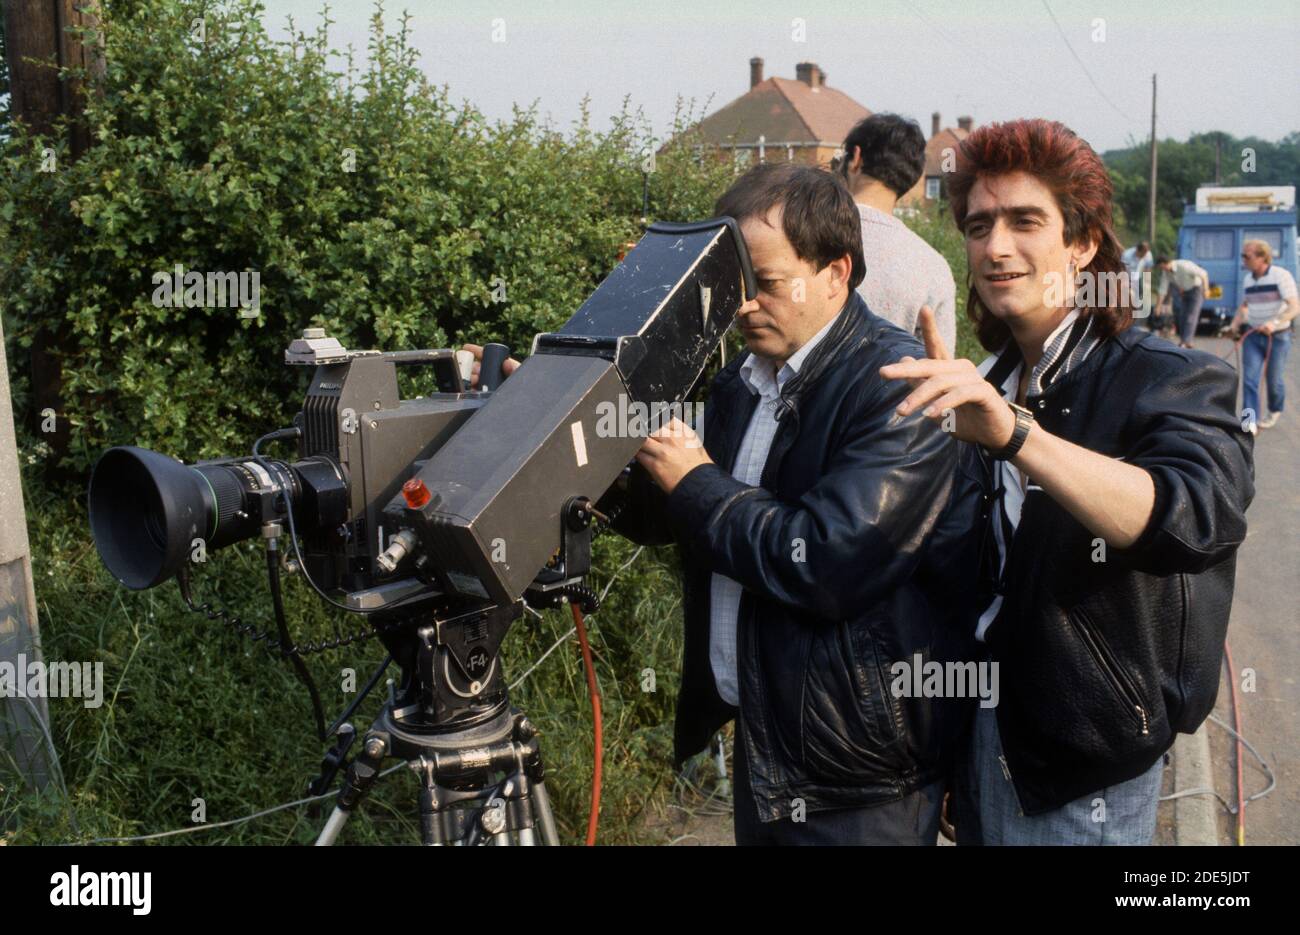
top-left (88, 446), bottom-right (348, 590)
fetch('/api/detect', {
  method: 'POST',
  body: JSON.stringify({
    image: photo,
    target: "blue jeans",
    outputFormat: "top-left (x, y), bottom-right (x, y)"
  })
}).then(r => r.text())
top-left (1241, 327), bottom-right (1291, 421)
top-left (953, 704), bottom-right (1164, 845)
top-left (1174, 286), bottom-right (1204, 344)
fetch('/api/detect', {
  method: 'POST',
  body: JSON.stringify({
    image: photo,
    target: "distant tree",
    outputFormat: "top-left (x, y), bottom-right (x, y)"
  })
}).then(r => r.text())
top-left (1104, 131), bottom-right (1300, 252)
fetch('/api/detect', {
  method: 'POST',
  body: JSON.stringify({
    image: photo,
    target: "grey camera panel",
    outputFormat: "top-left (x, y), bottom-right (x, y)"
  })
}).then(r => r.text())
top-left (410, 354), bottom-right (640, 604)
top-left (360, 396), bottom-right (485, 567)
top-left (533, 222), bottom-right (748, 403)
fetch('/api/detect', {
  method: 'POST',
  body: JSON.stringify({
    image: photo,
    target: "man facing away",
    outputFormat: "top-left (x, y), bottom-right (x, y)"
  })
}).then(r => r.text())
top-left (882, 119), bottom-right (1254, 844)
top-left (839, 113), bottom-right (957, 356)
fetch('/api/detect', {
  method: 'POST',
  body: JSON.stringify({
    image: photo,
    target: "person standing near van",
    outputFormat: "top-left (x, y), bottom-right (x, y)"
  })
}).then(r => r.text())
top-left (1232, 239), bottom-right (1299, 430)
top-left (1121, 241), bottom-right (1153, 319)
top-left (1155, 256), bottom-right (1211, 348)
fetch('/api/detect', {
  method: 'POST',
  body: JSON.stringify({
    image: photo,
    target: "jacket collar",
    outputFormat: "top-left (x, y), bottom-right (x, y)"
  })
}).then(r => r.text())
top-left (716, 291), bottom-right (872, 408)
top-left (738, 303), bottom-right (841, 399)
top-left (772, 292), bottom-right (874, 415)
top-left (983, 310), bottom-right (1101, 398)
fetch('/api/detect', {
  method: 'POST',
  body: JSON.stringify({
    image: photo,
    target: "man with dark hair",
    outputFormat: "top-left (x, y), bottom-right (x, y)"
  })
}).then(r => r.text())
top-left (839, 114), bottom-right (957, 355)
top-left (882, 119), bottom-right (1253, 844)
top-left (599, 162), bottom-right (974, 844)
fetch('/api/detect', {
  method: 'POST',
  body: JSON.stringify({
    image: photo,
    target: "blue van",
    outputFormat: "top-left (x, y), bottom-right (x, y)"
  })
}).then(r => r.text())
top-left (1176, 186), bottom-right (1298, 333)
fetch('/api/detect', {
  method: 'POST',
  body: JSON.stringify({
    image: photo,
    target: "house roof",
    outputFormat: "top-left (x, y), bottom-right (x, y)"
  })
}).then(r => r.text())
top-left (924, 127), bottom-right (970, 176)
top-left (693, 76), bottom-right (871, 146)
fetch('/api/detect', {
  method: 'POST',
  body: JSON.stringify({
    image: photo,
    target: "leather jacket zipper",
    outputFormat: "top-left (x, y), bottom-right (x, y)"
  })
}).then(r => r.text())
top-left (1067, 610), bottom-right (1150, 735)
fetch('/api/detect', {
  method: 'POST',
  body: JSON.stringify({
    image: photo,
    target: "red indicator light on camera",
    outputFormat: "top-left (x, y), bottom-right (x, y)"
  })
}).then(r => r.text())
top-left (402, 478), bottom-right (431, 510)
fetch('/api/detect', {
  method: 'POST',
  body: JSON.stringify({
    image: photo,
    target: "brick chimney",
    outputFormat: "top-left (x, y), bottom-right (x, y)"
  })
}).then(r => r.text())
top-left (957, 115), bottom-right (973, 132)
top-left (750, 57), bottom-right (764, 88)
top-left (795, 62), bottom-right (823, 89)
top-left (931, 112), bottom-right (941, 137)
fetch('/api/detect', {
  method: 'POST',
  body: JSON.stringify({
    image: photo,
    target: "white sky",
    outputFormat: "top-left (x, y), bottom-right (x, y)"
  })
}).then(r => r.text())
top-left (259, 0), bottom-right (1300, 153)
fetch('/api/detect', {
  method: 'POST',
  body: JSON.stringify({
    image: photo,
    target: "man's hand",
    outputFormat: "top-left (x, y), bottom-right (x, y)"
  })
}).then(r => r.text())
top-left (460, 342), bottom-right (521, 389)
top-left (1258, 320), bottom-right (1276, 335)
top-left (878, 306), bottom-right (1016, 450)
top-left (635, 417), bottom-right (712, 495)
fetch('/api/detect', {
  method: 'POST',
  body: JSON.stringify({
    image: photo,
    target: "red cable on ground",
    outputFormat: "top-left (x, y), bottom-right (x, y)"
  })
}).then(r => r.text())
top-left (1224, 640), bottom-right (1246, 845)
top-left (571, 602), bottom-right (603, 845)
top-left (1219, 326), bottom-right (1263, 846)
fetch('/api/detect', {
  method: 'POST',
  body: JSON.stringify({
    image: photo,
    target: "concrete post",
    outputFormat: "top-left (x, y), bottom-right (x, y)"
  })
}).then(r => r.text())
top-left (0, 312), bottom-right (56, 792)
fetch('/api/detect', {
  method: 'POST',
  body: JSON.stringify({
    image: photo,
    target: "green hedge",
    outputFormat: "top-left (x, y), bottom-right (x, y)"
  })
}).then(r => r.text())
top-left (1, 0), bottom-right (977, 844)
top-left (0, 0), bottom-right (732, 473)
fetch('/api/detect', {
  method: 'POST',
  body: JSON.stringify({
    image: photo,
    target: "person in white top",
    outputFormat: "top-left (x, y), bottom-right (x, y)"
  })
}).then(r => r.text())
top-left (1154, 256), bottom-right (1211, 348)
top-left (1120, 241), bottom-right (1153, 320)
top-left (1230, 239), bottom-right (1299, 430)
top-left (838, 114), bottom-right (958, 355)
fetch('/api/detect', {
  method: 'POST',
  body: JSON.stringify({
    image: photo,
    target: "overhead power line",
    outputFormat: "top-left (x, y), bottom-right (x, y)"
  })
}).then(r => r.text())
top-left (1040, 0), bottom-right (1140, 124)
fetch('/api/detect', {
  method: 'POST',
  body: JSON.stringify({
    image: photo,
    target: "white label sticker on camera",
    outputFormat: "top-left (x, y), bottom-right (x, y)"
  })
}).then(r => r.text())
top-left (570, 421), bottom-right (588, 467)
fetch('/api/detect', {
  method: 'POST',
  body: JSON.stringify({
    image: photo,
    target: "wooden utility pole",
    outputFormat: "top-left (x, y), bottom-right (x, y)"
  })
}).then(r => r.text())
top-left (2, 1), bottom-right (102, 472)
top-left (0, 0), bottom-right (102, 797)
top-left (4, 1), bottom-right (103, 153)
top-left (1147, 73), bottom-right (1158, 250)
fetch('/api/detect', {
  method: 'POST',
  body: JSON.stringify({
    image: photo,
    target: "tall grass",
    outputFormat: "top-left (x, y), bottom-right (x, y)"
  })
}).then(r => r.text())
top-left (1, 478), bottom-right (685, 845)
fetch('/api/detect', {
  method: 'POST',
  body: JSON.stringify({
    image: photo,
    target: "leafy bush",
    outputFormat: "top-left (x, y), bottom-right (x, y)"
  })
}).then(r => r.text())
top-left (0, 0), bottom-right (976, 844)
top-left (0, 0), bottom-right (729, 844)
top-left (0, 0), bottom-right (731, 473)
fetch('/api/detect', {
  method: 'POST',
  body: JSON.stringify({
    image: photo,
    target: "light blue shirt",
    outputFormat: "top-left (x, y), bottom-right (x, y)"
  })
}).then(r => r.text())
top-left (707, 310), bottom-right (842, 706)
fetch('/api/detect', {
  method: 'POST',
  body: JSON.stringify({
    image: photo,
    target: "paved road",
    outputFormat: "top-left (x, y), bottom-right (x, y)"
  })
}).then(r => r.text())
top-left (1193, 332), bottom-right (1298, 846)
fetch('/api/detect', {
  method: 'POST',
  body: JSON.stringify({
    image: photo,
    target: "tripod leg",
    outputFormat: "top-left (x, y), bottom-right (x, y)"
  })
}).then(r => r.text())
top-left (316, 730), bottom-right (389, 845)
top-left (315, 806), bottom-right (351, 846)
top-left (711, 731), bottom-right (731, 798)
top-left (417, 758), bottom-right (447, 846)
top-left (533, 781), bottom-right (561, 846)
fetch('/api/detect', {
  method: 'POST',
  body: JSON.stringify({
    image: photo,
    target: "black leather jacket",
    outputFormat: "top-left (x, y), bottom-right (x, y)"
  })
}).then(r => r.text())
top-left (965, 326), bottom-right (1254, 814)
top-left (602, 294), bottom-right (976, 822)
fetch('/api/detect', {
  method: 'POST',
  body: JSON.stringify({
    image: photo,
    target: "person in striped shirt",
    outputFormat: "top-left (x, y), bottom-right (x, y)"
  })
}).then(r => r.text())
top-left (1231, 239), bottom-right (1298, 431)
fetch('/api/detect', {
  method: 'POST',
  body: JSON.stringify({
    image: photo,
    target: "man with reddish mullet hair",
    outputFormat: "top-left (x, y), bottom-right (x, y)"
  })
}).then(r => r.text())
top-left (882, 119), bottom-right (1254, 844)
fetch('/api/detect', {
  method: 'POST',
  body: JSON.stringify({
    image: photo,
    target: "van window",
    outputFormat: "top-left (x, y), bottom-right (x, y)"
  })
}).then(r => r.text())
top-left (1243, 229), bottom-right (1283, 256)
top-left (1193, 230), bottom-right (1234, 260)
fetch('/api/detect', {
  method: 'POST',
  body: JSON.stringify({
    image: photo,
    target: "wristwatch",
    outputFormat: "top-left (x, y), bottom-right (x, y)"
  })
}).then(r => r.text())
top-left (984, 401), bottom-right (1035, 461)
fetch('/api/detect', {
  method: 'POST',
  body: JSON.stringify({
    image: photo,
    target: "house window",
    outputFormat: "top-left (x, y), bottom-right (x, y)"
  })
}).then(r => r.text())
top-left (1243, 229), bottom-right (1283, 256)
top-left (734, 149), bottom-right (752, 169)
top-left (1193, 230), bottom-right (1234, 261)
top-left (925, 177), bottom-right (942, 200)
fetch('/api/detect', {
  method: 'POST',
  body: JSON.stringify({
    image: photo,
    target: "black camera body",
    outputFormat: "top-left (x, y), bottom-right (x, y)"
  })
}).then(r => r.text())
top-left (87, 218), bottom-right (756, 732)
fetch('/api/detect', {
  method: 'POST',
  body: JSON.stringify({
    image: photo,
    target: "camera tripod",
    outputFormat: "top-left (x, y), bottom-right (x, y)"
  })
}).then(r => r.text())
top-left (311, 589), bottom-right (591, 846)
top-left (314, 698), bottom-right (560, 846)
